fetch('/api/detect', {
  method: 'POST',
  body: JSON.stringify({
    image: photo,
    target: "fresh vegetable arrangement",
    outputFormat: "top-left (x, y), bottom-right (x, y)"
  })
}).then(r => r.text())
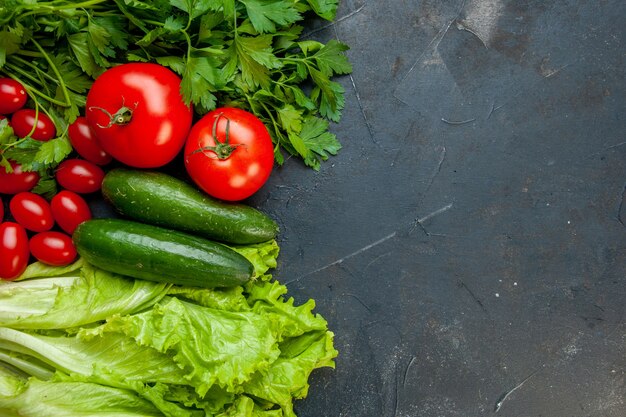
top-left (0, 1), bottom-right (349, 414)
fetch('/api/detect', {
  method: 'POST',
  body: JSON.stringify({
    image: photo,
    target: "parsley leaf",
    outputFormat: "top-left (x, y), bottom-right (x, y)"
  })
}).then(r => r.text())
top-left (240, 0), bottom-right (301, 34)
top-left (304, 0), bottom-right (339, 21)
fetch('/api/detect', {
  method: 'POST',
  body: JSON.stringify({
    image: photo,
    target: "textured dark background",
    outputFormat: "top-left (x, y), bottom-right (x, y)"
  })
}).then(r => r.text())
top-left (251, 0), bottom-right (626, 416)
top-left (3, 0), bottom-right (622, 416)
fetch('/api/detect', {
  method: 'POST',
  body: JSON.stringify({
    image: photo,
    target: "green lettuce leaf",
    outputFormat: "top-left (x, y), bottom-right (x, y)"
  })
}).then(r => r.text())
top-left (229, 239), bottom-right (280, 277)
top-left (93, 297), bottom-right (281, 396)
top-left (0, 262), bottom-right (169, 329)
top-left (0, 328), bottom-right (188, 386)
top-left (246, 280), bottom-right (329, 340)
top-left (0, 367), bottom-right (163, 417)
top-left (243, 331), bottom-right (338, 417)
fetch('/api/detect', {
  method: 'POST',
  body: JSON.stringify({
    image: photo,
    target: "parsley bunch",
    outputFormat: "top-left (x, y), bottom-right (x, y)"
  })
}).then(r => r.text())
top-left (0, 0), bottom-right (352, 191)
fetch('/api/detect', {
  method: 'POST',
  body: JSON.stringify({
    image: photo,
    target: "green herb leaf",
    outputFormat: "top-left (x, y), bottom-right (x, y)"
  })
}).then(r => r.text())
top-left (312, 39), bottom-right (352, 76)
top-left (240, 0), bottom-right (301, 34)
top-left (0, 27), bottom-right (21, 67)
top-left (305, 0), bottom-right (339, 21)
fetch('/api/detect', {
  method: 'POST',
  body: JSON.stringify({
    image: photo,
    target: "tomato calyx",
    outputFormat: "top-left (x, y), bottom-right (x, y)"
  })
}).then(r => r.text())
top-left (89, 100), bottom-right (137, 128)
top-left (190, 113), bottom-right (242, 160)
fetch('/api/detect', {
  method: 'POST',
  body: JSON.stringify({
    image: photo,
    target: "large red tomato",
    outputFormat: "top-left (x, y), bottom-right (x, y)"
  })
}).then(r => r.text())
top-left (183, 107), bottom-right (274, 201)
top-left (85, 63), bottom-right (193, 168)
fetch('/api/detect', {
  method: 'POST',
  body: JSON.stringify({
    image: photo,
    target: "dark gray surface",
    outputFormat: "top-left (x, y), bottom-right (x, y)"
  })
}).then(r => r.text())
top-left (252, 1), bottom-right (625, 416)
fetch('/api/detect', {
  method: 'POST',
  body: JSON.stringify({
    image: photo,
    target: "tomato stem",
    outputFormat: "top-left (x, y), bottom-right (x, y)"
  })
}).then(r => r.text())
top-left (89, 101), bottom-right (136, 128)
top-left (190, 113), bottom-right (242, 160)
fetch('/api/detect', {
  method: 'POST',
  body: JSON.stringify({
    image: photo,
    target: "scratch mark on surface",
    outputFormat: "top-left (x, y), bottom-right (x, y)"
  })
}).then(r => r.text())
top-left (441, 117), bottom-right (476, 125)
top-left (411, 202), bottom-right (453, 236)
top-left (286, 232), bottom-right (397, 284)
top-left (542, 63), bottom-right (571, 79)
top-left (392, 362), bottom-right (400, 417)
top-left (363, 251), bottom-right (392, 273)
top-left (457, 280), bottom-right (488, 313)
top-left (494, 369), bottom-right (540, 412)
top-left (343, 292), bottom-right (373, 313)
top-left (589, 141), bottom-right (626, 159)
top-left (403, 356), bottom-right (417, 386)
top-left (487, 102), bottom-right (505, 119)
top-left (418, 203), bottom-right (454, 224)
top-left (396, 0), bottom-right (466, 93)
top-left (348, 72), bottom-right (377, 144)
top-left (424, 145), bottom-right (447, 195)
top-left (303, 3), bottom-right (367, 37)
top-left (617, 183), bottom-right (626, 227)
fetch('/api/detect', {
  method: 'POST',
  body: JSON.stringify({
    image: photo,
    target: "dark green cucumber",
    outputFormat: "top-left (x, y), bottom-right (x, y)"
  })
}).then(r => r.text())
top-left (73, 218), bottom-right (253, 288)
top-left (101, 168), bottom-right (278, 245)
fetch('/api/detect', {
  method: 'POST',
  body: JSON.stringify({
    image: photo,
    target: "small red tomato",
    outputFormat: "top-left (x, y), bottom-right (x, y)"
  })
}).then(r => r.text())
top-left (29, 231), bottom-right (77, 266)
top-left (0, 197), bottom-right (4, 222)
top-left (0, 161), bottom-right (40, 194)
top-left (50, 190), bottom-right (92, 234)
top-left (68, 116), bottom-right (112, 165)
top-left (11, 109), bottom-right (56, 141)
top-left (184, 107), bottom-right (274, 201)
top-left (0, 78), bottom-right (28, 114)
top-left (55, 159), bottom-right (105, 193)
top-left (0, 222), bottom-right (29, 280)
top-left (9, 192), bottom-right (54, 232)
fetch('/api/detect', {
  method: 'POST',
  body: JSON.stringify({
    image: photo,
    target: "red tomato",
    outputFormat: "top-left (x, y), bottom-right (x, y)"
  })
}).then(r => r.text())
top-left (11, 109), bottom-right (56, 141)
top-left (0, 197), bottom-right (4, 222)
top-left (50, 190), bottom-right (92, 234)
top-left (9, 192), bottom-right (54, 232)
top-left (29, 231), bottom-right (77, 266)
top-left (55, 159), bottom-right (104, 194)
top-left (0, 78), bottom-right (28, 114)
top-left (0, 161), bottom-right (40, 194)
top-left (85, 63), bottom-right (193, 168)
top-left (184, 108), bottom-right (274, 201)
top-left (0, 222), bottom-right (29, 280)
top-left (68, 116), bottom-right (112, 165)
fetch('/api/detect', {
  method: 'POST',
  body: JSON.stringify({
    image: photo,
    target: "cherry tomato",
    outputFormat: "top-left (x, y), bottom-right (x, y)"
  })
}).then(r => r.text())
top-left (29, 231), bottom-right (77, 266)
top-left (85, 63), bottom-right (193, 168)
top-left (68, 116), bottom-right (112, 165)
top-left (50, 190), bottom-right (92, 234)
top-left (0, 222), bottom-right (29, 280)
top-left (0, 197), bottom-right (4, 222)
top-left (0, 78), bottom-right (28, 114)
top-left (184, 108), bottom-right (274, 201)
top-left (11, 109), bottom-right (57, 141)
top-left (0, 161), bottom-right (40, 194)
top-left (55, 159), bottom-right (104, 194)
top-left (9, 192), bottom-right (54, 232)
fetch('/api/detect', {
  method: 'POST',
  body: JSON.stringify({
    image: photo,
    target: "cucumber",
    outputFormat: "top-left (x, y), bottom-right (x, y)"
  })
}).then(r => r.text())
top-left (73, 218), bottom-right (254, 288)
top-left (101, 168), bottom-right (278, 245)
